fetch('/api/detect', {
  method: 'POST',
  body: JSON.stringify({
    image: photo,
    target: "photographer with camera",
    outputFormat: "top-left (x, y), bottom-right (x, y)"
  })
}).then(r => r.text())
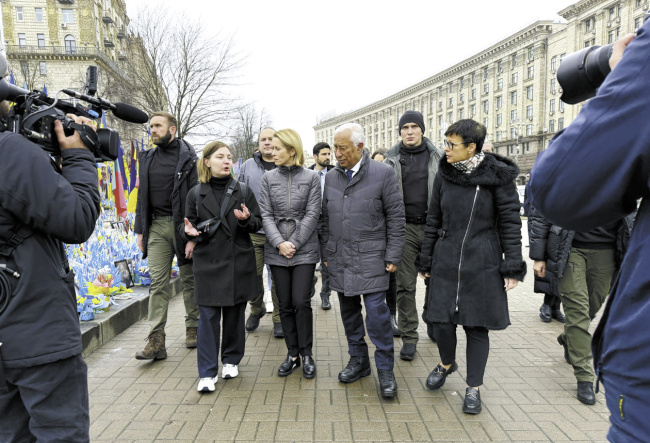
top-left (528, 17), bottom-right (648, 441)
top-left (0, 77), bottom-right (100, 441)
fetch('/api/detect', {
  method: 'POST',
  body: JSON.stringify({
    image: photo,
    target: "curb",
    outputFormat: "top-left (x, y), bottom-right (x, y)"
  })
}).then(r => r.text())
top-left (81, 278), bottom-right (182, 357)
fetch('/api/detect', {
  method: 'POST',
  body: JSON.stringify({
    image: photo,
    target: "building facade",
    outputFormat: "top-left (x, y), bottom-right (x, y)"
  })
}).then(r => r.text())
top-left (313, 0), bottom-right (649, 181)
top-left (2, 0), bottom-right (157, 144)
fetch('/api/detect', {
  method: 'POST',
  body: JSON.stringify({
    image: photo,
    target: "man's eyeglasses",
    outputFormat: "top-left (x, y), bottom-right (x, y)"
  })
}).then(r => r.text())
top-left (444, 140), bottom-right (466, 150)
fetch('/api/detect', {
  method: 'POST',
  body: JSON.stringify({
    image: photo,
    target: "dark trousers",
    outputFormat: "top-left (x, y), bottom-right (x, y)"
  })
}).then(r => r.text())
top-left (543, 293), bottom-right (561, 310)
top-left (270, 264), bottom-right (315, 358)
top-left (0, 354), bottom-right (89, 442)
top-left (311, 237), bottom-right (330, 299)
top-left (434, 322), bottom-right (490, 387)
top-left (338, 291), bottom-right (394, 370)
top-left (386, 272), bottom-right (397, 315)
top-left (197, 303), bottom-right (246, 378)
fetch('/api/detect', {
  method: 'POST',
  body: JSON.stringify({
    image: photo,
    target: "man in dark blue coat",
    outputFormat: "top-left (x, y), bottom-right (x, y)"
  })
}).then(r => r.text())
top-left (528, 25), bottom-right (649, 442)
top-left (0, 103), bottom-right (101, 441)
top-left (321, 123), bottom-right (405, 398)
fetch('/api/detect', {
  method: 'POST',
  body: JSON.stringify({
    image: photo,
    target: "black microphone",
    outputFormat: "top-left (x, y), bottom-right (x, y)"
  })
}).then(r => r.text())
top-left (62, 89), bottom-right (148, 124)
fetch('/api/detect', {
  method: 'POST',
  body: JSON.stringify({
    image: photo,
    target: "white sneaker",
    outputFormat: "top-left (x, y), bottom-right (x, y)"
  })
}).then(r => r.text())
top-left (197, 376), bottom-right (217, 392)
top-left (222, 364), bottom-right (239, 379)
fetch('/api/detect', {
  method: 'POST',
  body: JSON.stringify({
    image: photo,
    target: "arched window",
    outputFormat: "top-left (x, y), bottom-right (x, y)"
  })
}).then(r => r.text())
top-left (64, 35), bottom-right (76, 54)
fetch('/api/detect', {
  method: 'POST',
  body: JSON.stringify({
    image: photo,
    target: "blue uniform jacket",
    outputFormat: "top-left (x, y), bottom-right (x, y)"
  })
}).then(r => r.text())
top-left (528, 19), bottom-right (650, 443)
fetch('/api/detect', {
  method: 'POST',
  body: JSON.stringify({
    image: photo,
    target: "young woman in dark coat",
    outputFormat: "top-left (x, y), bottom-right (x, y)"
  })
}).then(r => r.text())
top-left (416, 119), bottom-right (526, 415)
top-left (182, 141), bottom-right (262, 393)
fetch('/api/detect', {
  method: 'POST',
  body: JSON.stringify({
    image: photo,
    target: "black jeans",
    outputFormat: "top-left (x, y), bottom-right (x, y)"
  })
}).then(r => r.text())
top-left (0, 354), bottom-right (89, 442)
top-left (270, 264), bottom-right (316, 358)
top-left (543, 293), bottom-right (562, 310)
top-left (197, 303), bottom-right (246, 378)
top-left (434, 322), bottom-right (490, 387)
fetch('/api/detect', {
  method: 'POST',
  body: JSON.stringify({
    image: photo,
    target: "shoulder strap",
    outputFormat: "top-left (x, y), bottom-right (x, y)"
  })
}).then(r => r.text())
top-left (219, 179), bottom-right (238, 220)
top-left (194, 185), bottom-right (201, 216)
top-left (239, 182), bottom-right (248, 202)
top-left (0, 224), bottom-right (34, 257)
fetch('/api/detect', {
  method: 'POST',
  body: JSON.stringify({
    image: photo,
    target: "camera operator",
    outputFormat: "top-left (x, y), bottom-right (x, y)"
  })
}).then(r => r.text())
top-left (0, 84), bottom-right (100, 441)
top-left (528, 20), bottom-right (648, 442)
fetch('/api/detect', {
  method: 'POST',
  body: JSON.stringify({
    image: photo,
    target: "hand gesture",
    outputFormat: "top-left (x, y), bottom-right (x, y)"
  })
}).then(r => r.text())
top-left (184, 218), bottom-right (200, 237)
top-left (55, 114), bottom-right (97, 151)
top-left (185, 241), bottom-right (196, 259)
top-left (234, 203), bottom-right (250, 220)
top-left (504, 278), bottom-right (518, 291)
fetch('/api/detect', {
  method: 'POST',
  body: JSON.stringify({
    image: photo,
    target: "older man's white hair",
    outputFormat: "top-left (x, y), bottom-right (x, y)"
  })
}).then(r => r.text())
top-left (334, 123), bottom-right (365, 147)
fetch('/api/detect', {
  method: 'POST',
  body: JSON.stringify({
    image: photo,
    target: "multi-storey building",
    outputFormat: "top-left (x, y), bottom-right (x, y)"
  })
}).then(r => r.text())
top-left (313, 0), bottom-right (649, 181)
top-left (1, 0), bottom-right (158, 143)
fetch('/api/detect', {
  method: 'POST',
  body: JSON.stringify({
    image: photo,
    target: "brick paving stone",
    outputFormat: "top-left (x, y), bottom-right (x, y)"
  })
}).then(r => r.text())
top-left (85, 222), bottom-right (613, 441)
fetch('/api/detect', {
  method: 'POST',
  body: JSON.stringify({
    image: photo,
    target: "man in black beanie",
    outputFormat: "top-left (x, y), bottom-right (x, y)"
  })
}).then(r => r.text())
top-left (384, 111), bottom-right (444, 360)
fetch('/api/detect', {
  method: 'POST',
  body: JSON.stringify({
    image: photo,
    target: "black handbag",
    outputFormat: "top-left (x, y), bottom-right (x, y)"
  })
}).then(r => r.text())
top-left (193, 180), bottom-right (249, 239)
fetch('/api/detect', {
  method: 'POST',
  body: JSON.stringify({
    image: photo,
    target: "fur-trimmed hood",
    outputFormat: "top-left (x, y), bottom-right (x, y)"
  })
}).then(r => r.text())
top-left (439, 152), bottom-right (519, 187)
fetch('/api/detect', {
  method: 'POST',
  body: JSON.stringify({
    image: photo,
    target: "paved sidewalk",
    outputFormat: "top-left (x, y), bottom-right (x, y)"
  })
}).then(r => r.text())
top-left (86, 223), bottom-right (611, 442)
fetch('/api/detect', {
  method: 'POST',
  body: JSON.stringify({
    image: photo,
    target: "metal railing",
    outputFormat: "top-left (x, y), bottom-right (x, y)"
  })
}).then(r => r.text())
top-left (5, 45), bottom-right (125, 75)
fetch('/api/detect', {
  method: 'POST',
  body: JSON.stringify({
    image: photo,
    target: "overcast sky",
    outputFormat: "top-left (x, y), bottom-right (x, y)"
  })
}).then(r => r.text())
top-left (126, 0), bottom-right (576, 154)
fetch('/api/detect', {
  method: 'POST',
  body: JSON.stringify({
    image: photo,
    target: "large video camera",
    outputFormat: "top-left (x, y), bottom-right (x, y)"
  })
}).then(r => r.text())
top-left (0, 65), bottom-right (148, 161)
top-left (558, 10), bottom-right (649, 104)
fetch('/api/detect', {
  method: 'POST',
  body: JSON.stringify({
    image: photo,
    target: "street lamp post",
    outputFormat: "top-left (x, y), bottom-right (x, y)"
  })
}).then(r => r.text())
top-left (510, 118), bottom-right (524, 164)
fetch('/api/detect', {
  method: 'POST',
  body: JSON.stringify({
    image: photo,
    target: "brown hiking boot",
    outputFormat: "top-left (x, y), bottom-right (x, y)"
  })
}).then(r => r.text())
top-left (186, 327), bottom-right (198, 348)
top-left (135, 332), bottom-right (167, 360)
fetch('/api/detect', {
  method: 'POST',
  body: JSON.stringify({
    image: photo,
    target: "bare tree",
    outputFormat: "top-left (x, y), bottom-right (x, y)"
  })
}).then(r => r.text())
top-left (14, 60), bottom-right (43, 91)
top-left (126, 8), bottom-right (244, 140)
top-left (229, 103), bottom-right (272, 161)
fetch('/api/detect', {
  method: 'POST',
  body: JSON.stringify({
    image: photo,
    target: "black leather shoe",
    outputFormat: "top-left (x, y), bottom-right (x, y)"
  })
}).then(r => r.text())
top-left (378, 369), bottom-right (398, 398)
top-left (321, 295), bottom-right (331, 310)
top-left (552, 309), bottom-right (566, 323)
top-left (557, 334), bottom-right (571, 365)
top-left (390, 315), bottom-right (401, 337)
top-left (539, 304), bottom-right (552, 322)
top-left (278, 354), bottom-right (300, 377)
top-left (303, 356), bottom-right (316, 379)
top-left (338, 356), bottom-right (371, 383)
top-left (273, 323), bottom-right (284, 338)
top-left (463, 387), bottom-right (482, 414)
top-left (577, 381), bottom-right (596, 405)
top-left (400, 343), bottom-right (416, 361)
top-left (426, 362), bottom-right (458, 390)
top-left (427, 322), bottom-right (436, 342)
top-left (245, 313), bottom-right (264, 332)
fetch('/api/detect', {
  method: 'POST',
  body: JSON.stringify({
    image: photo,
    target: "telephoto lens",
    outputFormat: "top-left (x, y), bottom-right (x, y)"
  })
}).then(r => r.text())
top-left (557, 44), bottom-right (613, 105)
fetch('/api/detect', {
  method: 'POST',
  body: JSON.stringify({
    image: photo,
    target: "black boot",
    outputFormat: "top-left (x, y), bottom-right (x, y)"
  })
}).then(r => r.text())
top-left (390, 315), bottom-right (400, 336)
top-left (338, 356), bottom-right (371, 383)
top-left (539, 304), bottom-right (552, 322)
top-left (378, 369), bottom-right (398, 398)
top-left (321, 294), bottom-right (331, 310)
top-left (577, 381), bottom-right (596, 405)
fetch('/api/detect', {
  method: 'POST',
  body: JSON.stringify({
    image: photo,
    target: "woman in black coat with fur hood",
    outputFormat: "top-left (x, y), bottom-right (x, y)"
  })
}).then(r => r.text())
top-left (416, 119), bottom-right (526, 415)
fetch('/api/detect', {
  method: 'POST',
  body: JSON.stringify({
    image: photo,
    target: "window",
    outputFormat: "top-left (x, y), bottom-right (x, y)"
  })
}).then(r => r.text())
top-left (511, 72), bottom-right (518, 85)
top-left (527, 66), bottom-right (534, 79)
top-left (62, 9), bottom-right (74, 24)
top-left (527, 86), bottom-right (533, 100)
top-left (447, 112), bottom-right (453, 123)
top-left (511, 109), bottom-right (518, 122)
top-left (496, 96), bottom-right (502, 109)
top-left (496, 131), bottom-right (502, 141)
top-left (558, 117), bottom-right (564, 131)
top-left (449, 83), bottom-right (453, 94)
top-left (438, 101), bottom-right (443, 111)
top-left (559, 100), bottom-right (565, 112)
top-left (549, 119), bottom-right (555, 133)
top-left (559, 53), bottom-right (566, 65)
top-left (460, 77), bottom-right (464, 89)
top-left (460, 93), bottom-right (465, 104)
top-left (449, 97), bottom-right (453, 107)
top-left (511, 128), bottom-right (517, 139)
top-left (459, 109), bottom-right (464, 119)
top-left (609, 5), bottom-right (619, 22)
top-left (40, 61), bottom-right (47, 75)
top-left (511, 91), bottom-right (517, 105)
top-left (512, 53), bottom-right (517, 67)
top-left (471, 88), bottom-right (476, 100)
top-left (37, 34), bottom-right (45, 48)
top-left (497, 60), bottom-right (503, 74)
top-left (585, 38), bottom-right (595, 48)
top-left (528, 46), bottom-right (534, 61)
top-left (483, 83), bottom-right (489, 95)
top-left (64, 35), bottom-right (76, 54)
top-left (526, 124), bottom-right (533, 136)
top-left (497, 78), bottom-right (503, 90)
top-left (438, 115), bottom-right (443, 126)
top-left (551, 78), bottom-right (557, 94)
top-left (550, 99), bottom-right (556, 113)
top-left (483, 100), bottom-right (489, 113)
top-left (18, 33), bottom-right (26, 47)
top-left (635, 17), bottom-right (643, 31)
top-left (497, 113), bottom-right (502, 125)
top-left (471, 72), bottom-right (476, 85)
top-left (527, 105), bottom-right (533, 119)
top-left (483, 117), bottom-right (489, 128)
top-left (584, 17), bottom-right (595, 32)
top-left (637, 0), bottom-right (643, 7)
top-left (16, 7), bottom-right (24, 21)
top-left (483, 66), bottom-right (489, 80)
top-left (471, 104), bottom-right (476, 116)
top-left (430, 96), bottom-right (434, 112)
top-left (35, 8), bottom-right (43, 22)
top-left (551, 56), bottom-right (557, 72)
